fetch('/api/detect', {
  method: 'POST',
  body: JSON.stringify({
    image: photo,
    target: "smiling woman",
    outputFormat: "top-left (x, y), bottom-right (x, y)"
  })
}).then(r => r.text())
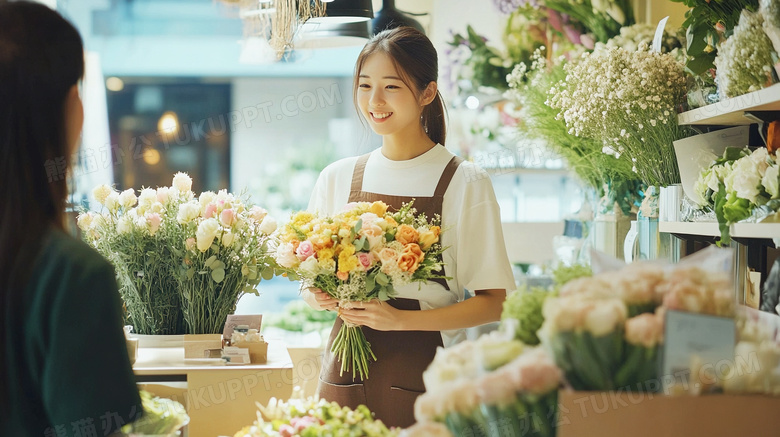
top-left (302, 26), bottom-right (515, 428)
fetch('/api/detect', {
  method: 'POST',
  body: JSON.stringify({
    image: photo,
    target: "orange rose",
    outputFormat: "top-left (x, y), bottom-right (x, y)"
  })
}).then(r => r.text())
top-left (337, 270), bottom-right (349, 281)
top-left (397, 252), bottom-right (421, 273)
top-left (395, 224), bottom-right (419, 245)
top-left (403, 243), bottom-right (425, 263)
top-left (369, 201), bottom-right (389, 217)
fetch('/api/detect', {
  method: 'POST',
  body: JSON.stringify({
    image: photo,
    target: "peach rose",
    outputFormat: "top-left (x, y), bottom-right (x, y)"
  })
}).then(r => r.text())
top-left (378, 247), bottom-right (399, 265)
top-left (337, 270), bottom-right (349, 281)
top-left (368, 200), bottom-right (389, 216)
top-left (395, 224), bottom-right (419, 245)
top-left (625, 313), bottom-right (663, 348)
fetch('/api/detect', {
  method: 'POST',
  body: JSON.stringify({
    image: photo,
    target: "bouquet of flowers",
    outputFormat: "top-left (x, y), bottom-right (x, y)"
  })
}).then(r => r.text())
top-left (80, 173), bottom-right (279, 335)
top-left (547, 45), bottom-right (690, 188)
top-left (693, 146), bottom-right (780, 244)
top-left (538, 258), bottom-right (733, 392)
top-left (715, 9), bottom-right (777, 99)
top-left (276, 201), bottom-right (446, 379)
top-left (79, 178), bottom-right (190, 334)
top-left (233, 390), bottom-right (397, 437)
top-left (505, 48), bottom-right (643, 214)
top-left (173, 175), bottom-right (279, 334)
top-left (416, 345), bottom-right (561, 437)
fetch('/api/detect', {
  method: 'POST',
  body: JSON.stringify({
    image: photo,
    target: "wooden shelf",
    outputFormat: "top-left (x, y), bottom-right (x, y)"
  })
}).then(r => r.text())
top-left (659, 221), bottom-right (780, 239)
top-left (678, 83), bottom-right (780, 126)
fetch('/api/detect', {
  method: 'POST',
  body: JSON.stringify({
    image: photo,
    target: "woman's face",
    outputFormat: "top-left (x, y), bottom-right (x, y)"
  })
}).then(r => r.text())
top-left (64, 84), bottom-right (83, 154)
top-left (357, 52), bottom-right (424, 137)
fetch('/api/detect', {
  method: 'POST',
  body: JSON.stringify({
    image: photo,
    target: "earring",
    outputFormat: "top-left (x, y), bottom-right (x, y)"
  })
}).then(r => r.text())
top-left (421, 115), bottom-right (428, 133)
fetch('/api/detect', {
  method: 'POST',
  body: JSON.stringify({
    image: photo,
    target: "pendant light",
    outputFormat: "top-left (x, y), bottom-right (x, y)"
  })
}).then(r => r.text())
top-left (372, 0), bottom-right (424, 34)
top-left (309, 0), bottom-right (374, 24)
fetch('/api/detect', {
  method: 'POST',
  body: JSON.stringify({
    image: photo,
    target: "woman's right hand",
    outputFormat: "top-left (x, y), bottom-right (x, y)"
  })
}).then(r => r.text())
top-left (303, 287), bottom-right (339, 311)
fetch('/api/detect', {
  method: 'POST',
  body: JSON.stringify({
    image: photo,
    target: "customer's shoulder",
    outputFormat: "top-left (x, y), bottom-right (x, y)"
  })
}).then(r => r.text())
top-left (42, 228), bottom-right (111, 272)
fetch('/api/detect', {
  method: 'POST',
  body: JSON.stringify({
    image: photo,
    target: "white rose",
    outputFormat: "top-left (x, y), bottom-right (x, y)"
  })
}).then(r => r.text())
top-left (92, 184), bottom-right (113, 205)
top-left (763, 164), bottom-right (779, 199)
top-left (275, 242), bottom-right (299, 269)
top-left (199, 191), bottom-right (216, 208)
top-left (118, 189), bottom-right (137, 209)
top-left (116, 215), bottom-right (132, 234)
top-left (750, 147), bottom-right (770, 177)
top-left (584, 299), bottom-right (627, 337)
top-left (77, 213), bottom-right (94, 231)
top-left (215, 189), bottom-right (231, 203)
top-left (196, 218), bottom-right (220, 252)
top-left (177, 202), bottom-right (201, 224)
top-left (104, 192), bottom-right (120, 212)
top-left (172, 172), bottom-right (192, 192)
top-left (726, 158), bottom-right (762, 203)
top-left (221, 231), bottom-right (235, 247)
top-left (299, 256), bottom-right (321, 277)
top-left (138, 188), bottom-right (157, 209)
top-left (258, 216), bottom-right (277, 235)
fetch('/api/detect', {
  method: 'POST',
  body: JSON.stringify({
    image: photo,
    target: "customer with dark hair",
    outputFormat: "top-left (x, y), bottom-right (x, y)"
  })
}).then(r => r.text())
top-left (0, 2), bottom-right (142, 435)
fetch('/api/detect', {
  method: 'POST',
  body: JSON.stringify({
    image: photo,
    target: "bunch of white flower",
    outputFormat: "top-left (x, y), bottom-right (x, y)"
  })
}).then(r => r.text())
top-left (715, 10), bottom-right (777, 99)
top-left (547, 45), bottom-right (688, 186)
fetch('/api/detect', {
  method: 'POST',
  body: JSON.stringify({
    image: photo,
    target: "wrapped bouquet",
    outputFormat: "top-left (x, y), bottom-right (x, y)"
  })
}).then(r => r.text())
top-left (276, 201), bottom-right (446, 379)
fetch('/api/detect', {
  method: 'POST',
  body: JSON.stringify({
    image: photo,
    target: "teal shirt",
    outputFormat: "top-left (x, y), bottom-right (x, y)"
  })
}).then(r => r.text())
top-left (2, 228), bottom-right (142, 436)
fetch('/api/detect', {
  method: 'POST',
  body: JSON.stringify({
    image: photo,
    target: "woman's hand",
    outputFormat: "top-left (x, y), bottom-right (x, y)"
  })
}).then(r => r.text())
top-left (338, 300), bottom-right (405, 331)
top-left (302, 287), bottom-right (339, 311)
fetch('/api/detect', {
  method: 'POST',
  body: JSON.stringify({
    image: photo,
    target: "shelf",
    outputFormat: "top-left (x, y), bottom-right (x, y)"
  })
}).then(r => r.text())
top-left (659, 221), bottom-right (780, 239)
top-left (678, 83), bottom-right (780, 126)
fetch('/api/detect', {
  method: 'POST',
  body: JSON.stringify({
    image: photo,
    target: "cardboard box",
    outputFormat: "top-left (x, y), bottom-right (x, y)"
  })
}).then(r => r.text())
top-left (557, 390), bottom-right (780, 437)
top-left (183, 334), bottom-right (222, 359)
top-left (233, 340), bottom-right (268, 364)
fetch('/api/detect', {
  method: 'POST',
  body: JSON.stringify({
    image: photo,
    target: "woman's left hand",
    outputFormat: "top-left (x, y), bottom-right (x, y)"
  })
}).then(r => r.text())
top-left (338, 300), bottom-right (405, 331)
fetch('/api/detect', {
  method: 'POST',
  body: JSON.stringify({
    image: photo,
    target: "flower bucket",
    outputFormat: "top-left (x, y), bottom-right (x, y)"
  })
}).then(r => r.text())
top-left (592, 214), bottom-right (631, 261)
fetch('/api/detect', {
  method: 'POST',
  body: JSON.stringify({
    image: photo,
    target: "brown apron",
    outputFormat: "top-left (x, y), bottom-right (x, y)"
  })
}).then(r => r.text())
top-left (318, 152), bottom-right (464, 428)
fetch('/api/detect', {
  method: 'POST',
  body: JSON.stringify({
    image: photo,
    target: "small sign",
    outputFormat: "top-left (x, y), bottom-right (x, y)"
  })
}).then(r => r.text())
top-left (222, 346), bottom-right (251, 365)
top-left (661, 310), bottom-right (736, 393)
top-left (652, 16), bottom-right (669, 52)
top-left (223, 314), bottom-right (263, 340)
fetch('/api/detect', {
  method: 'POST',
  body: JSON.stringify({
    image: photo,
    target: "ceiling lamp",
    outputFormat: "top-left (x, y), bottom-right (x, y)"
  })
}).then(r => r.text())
top-left (372, 0), bottom-right (424, 34)
top-left (296, 20), bottom-right (371, 49)
top-left (309, 0), bottom-right (374, 24)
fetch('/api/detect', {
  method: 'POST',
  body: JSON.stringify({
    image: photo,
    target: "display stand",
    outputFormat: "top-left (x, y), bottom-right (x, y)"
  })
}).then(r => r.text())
top-left (133, 341), bottom-right (294, 437)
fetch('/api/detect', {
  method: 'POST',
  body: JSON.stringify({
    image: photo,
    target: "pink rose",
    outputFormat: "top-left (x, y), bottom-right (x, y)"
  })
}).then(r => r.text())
top-left (156, 186), bottom-right (170, 204)
top-left (278, 424), bottom-right (295, 437)
top-left (204, 203), bottom-right (217, 219)
top-left (146, 213), bottom-right (162, 236)
top-left (357, 252), bottom-right (374, 271)
top-left (341, 202), bottom-right (358, 212)
top-left (220, 208), bottom-right (236, 227)
top-left (296, 240), bottom-right (315, 261)
top-left (249, 206), bottom-right (267, 223)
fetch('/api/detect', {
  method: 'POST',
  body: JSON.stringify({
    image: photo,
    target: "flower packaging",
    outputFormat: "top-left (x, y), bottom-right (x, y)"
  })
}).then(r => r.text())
top-left (275, 201), bottom-right (446, 380)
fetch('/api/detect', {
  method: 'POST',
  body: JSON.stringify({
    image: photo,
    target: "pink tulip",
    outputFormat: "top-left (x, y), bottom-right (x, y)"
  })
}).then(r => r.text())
top-left (220, 208), bottom-right (236, 227)
top-left (204, 203), bottom-right (217, 219)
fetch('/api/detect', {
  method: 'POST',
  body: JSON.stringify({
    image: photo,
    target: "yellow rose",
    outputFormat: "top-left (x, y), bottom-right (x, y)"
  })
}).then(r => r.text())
top-left (395, 224), bottom-right (419, 245)
top-left (369, 201), bottom-right (389, 217)
top-left (418, 229), bottom-right (439, 251)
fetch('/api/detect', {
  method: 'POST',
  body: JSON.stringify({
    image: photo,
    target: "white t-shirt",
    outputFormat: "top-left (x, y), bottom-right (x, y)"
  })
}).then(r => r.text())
top-left (307, 144), bottom-right (516, 346)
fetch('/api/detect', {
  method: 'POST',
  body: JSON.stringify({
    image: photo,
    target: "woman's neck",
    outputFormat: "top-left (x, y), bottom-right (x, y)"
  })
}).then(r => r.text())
top-left (380, 125), bottom-right (436, 161)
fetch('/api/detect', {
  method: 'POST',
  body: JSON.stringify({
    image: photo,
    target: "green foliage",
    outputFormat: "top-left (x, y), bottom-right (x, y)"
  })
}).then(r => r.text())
top-left (501, 286), bottom-right (552, 345)
top-left (264, 300), bottom-right (337, 333)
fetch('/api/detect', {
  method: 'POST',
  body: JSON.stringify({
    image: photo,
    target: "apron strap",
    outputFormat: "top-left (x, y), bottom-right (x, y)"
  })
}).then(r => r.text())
top-left (350, 153), bottom-right (371, 193)
top-left (433, 156), bottom-right (464, 197)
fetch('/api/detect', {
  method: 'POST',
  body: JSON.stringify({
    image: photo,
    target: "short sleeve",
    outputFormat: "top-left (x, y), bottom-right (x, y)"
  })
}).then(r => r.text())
top-left (42, 258), bottom-right (142, 434)
top-left (307, 170), bottom-right (327, 214)
top-left (454, 175), bottom-right (516, 294)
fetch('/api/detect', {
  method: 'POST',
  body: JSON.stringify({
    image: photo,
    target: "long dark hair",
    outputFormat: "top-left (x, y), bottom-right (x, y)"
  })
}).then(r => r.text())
top-left (354, 26), bottom-right (447, 146)
top-left (0, 0), bottom-right (84, 400)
